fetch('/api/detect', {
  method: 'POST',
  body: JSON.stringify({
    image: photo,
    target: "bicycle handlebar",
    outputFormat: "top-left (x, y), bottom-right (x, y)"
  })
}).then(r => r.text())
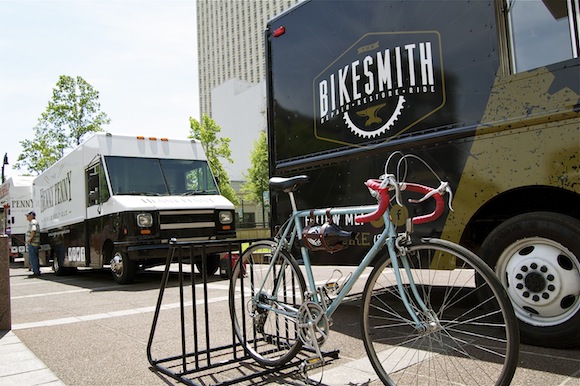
top-left (355, 178), bottom-right (448, 225)
top-left (403, 183), bottom-right (445, 225)
top-left (354, 179), bottom-right (391, 223)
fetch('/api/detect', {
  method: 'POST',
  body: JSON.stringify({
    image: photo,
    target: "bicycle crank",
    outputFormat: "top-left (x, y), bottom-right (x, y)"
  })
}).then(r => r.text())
top-left (297, 301), bottom-right (329, 349)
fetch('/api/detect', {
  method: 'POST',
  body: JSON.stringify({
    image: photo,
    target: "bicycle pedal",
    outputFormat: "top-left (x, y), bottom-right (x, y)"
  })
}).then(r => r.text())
top-left (301, 355), bottom-right (325, 372)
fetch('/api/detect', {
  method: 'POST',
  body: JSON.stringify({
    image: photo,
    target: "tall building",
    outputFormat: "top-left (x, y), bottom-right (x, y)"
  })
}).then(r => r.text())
top-left (196, 0), bottom-right (301, 117)
top-left (197, 0), bottom-right (301, 230)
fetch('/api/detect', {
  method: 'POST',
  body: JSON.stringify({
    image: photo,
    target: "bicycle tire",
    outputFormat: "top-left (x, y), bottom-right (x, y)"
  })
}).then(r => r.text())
top-left (229, 241), bottom-right (307, 367)
top-left (360, 238), bottom-right (519, 386)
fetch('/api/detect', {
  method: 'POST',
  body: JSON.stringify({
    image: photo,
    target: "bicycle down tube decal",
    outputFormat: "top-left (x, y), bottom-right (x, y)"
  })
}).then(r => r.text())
top-left (313, 31), bottom-right (445, 147)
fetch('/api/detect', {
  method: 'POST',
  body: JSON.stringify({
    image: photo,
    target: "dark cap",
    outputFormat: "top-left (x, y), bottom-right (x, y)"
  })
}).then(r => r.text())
top-left (26, 211), bottom-right (36, 216)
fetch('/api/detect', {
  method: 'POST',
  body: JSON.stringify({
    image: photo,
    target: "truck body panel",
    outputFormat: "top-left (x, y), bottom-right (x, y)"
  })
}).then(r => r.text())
top-left (266, 0), bottom-right (579, 261)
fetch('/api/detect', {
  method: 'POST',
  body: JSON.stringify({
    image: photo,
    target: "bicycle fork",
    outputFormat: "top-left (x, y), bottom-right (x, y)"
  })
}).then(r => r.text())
top-left (388, 234), bottom-right (438, 333)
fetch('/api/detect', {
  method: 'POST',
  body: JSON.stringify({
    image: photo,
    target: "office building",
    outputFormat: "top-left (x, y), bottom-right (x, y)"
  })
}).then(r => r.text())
top-left (197, 0), bottom-right (301, 117)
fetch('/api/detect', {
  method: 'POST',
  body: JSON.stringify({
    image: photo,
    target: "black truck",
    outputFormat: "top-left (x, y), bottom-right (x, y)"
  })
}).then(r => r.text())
top-left (265, 0), bottom-right (580, 348)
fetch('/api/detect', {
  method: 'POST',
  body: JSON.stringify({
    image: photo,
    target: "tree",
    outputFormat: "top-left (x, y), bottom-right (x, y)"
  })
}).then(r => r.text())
top-left (15, 124), bottom-right (66, 175)
top-left (15, 75), bottom-right (111, 174)
top-left (188, 114), bottom-right (239, 205)
top-left (241, 130), bottom-right (269, 204)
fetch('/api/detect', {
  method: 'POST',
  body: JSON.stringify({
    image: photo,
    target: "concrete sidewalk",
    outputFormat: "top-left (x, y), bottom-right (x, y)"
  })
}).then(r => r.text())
top-left (0, 330), bottom-right (65, 386)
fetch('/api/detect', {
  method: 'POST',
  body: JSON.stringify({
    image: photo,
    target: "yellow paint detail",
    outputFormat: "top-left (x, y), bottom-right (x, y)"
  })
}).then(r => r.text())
top-left (389, 204), bottom-right (409, 227)
top-left (440, 66), bottom-right (580, 248)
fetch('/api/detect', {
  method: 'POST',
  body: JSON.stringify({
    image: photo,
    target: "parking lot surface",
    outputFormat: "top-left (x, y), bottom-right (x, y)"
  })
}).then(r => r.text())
top-left (2, 260), bottom-right (579, 385)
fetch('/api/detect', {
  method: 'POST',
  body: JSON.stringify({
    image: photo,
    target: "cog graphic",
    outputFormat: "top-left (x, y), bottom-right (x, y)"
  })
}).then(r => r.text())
top-left (344, 96), bottom-right (406, 138)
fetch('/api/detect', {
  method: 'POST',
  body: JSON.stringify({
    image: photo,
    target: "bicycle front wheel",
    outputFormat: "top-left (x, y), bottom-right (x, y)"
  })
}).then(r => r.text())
top-left (361, 239), bottom-right (519, 386)
top-left (229, 241), bottom-right (307, 367)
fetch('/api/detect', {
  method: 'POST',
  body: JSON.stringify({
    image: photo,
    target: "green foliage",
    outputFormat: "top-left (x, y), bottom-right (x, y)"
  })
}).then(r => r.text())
top-left (188, 114), bottom-right (239, 205)
top-left (15, 75), bottom-right (110, 174)
top-left (241, 131), bottom-right (269, 204)
top-left (16, 123), bottom-right (67, 175)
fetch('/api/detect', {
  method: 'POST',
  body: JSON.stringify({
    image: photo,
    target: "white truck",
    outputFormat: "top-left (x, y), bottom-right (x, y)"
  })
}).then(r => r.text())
top-left (33, 132), bottom-right (236, 283)
top-left (0, 176), bottom-right (35, 262)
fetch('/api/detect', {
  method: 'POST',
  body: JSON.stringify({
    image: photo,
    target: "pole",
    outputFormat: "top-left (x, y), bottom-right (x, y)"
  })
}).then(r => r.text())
top-left (1, 153), bottom-right (7, 183)
top-left (0, 235), bottom-right (11, 330)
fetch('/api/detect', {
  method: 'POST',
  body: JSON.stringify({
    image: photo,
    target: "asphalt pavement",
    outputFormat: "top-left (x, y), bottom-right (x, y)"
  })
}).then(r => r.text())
top-left (2, 261), bottom-right (579, 386)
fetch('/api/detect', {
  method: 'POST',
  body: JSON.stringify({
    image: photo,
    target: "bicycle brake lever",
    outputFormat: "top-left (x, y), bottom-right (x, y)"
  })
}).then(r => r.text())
top-left (436, 181), bottom-right (455, 212)
top-left (445, 183), bottom-right (455, 212)
top-left (407, 181), bottom-right (454, 212)
top-left (407, 187), bottom-right (439, 204)
top-left (381, 175), bottom-right (402, 206)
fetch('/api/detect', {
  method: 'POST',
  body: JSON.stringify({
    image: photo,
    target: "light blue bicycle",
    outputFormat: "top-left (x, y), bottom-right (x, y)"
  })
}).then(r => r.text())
top-left (229, 153), bottom-right (519, 385)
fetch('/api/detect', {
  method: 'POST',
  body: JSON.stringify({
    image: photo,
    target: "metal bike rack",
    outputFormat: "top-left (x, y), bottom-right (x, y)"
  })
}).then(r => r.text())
top-left (146, 238), bottom-right (339, 385)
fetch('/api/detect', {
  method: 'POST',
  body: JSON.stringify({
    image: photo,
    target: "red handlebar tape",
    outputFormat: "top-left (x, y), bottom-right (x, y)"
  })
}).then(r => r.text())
top-left (355, 179), bottom-right (390, 223)
top-left (404, 183), bottom-right (445, 225)
top-left (354, 180), bottom-right (444, 225)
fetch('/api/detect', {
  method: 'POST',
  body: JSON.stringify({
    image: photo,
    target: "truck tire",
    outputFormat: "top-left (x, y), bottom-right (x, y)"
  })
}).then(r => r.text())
top-left (52, 254), bottom-right (67, 276)
top-left (479, 212), bottom-right (580, 348)
top-left (110, 251), bottom-right (137, 284)
top-left (195, 254), bottom-right (220, 277)
top-left (52, 251), bottom-right (76, 276)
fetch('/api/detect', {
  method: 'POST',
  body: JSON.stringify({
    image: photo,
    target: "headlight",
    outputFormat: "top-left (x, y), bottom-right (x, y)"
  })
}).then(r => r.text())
top-left (219, 211), bottom-right (233, 224)
top-left (136, 213), bottom-right (153, 227)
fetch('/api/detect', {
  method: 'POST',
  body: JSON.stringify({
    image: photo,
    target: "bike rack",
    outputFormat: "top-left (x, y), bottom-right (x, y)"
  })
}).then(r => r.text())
top-left (147, 238), bottom-right (339, 385)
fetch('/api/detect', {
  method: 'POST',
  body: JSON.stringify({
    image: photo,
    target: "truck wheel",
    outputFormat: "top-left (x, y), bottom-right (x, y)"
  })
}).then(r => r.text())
top-left (52, 254), bottom-right (66, 276)
top-left (110, 251), bottom-right (137, 284)
top-left (195, 254), bottom-right (220, 277)
top-left (479, 212), bottom-right (580, 348)
top-left (52, 252), bottom-right (75, 276)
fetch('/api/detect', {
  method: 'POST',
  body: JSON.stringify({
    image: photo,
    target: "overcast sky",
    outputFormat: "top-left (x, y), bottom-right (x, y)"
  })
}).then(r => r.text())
top-left (0, 0), bottom-right (199, 178)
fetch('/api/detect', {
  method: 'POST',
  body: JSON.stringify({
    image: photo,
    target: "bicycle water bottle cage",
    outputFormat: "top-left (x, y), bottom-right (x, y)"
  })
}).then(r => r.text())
top-left (302, 210), bottom-right (354, 253)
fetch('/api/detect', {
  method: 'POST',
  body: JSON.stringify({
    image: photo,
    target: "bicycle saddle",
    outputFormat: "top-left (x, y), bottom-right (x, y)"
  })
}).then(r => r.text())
top-left (269, 175), bottom-right (310, 192)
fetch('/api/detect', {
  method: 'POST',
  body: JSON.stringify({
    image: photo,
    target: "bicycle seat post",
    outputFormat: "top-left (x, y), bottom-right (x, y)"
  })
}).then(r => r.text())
top-left (269, 176), bottom-right (310, 213)
top-left (288, 191), bottom-right (298, 212)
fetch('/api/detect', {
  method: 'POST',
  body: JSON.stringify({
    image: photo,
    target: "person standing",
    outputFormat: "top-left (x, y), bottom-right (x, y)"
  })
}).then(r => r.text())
top-left (26, 210), bottom-right (41, 277)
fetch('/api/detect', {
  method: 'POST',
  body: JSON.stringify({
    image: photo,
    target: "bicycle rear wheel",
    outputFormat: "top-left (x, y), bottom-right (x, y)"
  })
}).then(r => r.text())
top-left (361, 238), bottom-right (519, 386)
top-left (229, 241), bottom-right (307, 367)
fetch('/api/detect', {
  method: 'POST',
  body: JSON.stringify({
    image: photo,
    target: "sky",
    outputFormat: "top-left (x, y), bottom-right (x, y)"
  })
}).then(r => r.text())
top-left (0, 0), bottom-right (199, 178)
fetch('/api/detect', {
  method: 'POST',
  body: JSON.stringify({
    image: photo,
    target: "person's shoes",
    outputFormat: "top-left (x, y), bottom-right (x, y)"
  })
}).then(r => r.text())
top-left (27, 273), bottom-right (41, 278)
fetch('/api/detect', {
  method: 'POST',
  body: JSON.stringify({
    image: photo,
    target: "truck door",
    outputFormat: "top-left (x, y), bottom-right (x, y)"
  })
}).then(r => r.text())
top-left (86, 161), bottom-right (111, 267)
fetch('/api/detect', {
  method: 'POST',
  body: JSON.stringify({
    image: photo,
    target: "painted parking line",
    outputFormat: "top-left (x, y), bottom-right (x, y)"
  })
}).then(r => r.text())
top-left (11, 287), bottom-right (115, 300)
top-left (12, 295), bottom-right (229, 331)
top-left (10, 282), bottom-right (231, 300)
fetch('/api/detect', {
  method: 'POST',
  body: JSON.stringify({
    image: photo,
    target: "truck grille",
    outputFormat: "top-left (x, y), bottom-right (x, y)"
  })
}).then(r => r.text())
top-left (159, 210), bottom-right (217, 241)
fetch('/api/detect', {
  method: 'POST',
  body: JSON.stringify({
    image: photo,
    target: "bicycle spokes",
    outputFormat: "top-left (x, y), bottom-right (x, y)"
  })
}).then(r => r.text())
top-left (361, 242), bottom-right (518, 385)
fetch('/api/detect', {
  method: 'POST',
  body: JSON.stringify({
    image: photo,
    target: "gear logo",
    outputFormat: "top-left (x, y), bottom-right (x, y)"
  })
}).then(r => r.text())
top-left (344, 96), bottom-right (405, 138)
top-left (313, 32), bottom-right (445, 147)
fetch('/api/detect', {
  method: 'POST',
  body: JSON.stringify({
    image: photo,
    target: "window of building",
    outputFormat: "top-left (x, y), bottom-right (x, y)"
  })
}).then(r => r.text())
top-left (508, 0), bottom-right (579, 73)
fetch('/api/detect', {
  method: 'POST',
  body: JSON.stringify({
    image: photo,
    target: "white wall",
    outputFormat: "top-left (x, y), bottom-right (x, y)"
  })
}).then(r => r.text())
top-left (211, 79), bottom-right (266, 182)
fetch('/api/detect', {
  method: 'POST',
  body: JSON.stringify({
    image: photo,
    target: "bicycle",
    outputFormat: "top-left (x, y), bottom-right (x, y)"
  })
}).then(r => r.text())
top-left (229, 153), bottom-right (519, 385)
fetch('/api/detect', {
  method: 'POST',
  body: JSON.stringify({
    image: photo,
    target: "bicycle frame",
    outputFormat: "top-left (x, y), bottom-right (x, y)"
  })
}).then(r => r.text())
top-left (259, 191), bottom-right (431, 331)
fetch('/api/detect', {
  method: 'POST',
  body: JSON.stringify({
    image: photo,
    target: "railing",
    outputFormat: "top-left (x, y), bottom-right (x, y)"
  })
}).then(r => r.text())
top-left (146, 238), bottom-right (337, 385)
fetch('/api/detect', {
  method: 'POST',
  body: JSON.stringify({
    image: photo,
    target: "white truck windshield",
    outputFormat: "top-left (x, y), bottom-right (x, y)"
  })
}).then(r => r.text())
top-left (105, 156), bottom-right (219, 196)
